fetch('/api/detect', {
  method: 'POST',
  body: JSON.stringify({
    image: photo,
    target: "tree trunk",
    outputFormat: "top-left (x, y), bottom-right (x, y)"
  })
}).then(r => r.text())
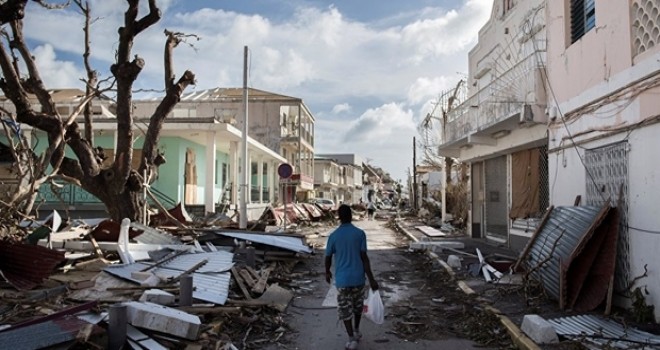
top-left (82, 168), bottom-right (144, 223)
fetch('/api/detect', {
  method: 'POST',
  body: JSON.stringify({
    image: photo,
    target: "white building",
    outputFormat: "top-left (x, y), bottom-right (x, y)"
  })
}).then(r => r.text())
top-left (546, 0), bottom-right (660, 317)
top-left (438, 0), bottom-right (548, 248)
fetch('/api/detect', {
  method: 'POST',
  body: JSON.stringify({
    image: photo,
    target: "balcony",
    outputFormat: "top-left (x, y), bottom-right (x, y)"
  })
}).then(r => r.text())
top-left (440, 52), bottom-right (547, 151)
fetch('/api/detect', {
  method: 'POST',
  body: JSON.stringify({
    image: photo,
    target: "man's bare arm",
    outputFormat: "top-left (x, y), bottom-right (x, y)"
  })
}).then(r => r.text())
top-left (360, 251), bottom-right (379, 290)
top-left (325, 255), bottom-right (333, 283)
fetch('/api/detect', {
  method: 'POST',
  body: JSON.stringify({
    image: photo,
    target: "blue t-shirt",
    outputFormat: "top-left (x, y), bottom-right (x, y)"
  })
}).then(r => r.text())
top-left (325, 223), bottom-right (367, 288)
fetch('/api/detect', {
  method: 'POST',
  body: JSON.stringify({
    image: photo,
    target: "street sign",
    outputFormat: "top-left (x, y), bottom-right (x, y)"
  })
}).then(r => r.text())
top-left (278, 163), bottom-right (293, 178)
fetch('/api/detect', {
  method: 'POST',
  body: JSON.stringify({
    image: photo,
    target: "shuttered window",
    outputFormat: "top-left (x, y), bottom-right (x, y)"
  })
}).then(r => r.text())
top-left (571, 0), bottom-right (596, 43)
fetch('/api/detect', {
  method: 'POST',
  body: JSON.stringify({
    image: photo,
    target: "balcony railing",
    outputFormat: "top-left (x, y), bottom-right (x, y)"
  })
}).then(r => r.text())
top-left (443, 52), bottom-right (546, 145)
top-left (38, 183), bottom-right (101, 205)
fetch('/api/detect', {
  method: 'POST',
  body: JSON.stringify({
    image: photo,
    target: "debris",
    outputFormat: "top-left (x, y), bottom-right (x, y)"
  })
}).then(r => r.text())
top-left (124, 301), bottom-right (201, 340)
top-left (139, 289), bottom-right (176, 306)
top-left (0, 241), bottom-right (65, 290)
top-left (446, 255), bottom-right (461, 268)
top-left (520, 314), bottom-right (558, 344)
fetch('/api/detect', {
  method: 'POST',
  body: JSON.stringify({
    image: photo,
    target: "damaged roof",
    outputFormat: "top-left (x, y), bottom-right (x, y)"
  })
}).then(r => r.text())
top-left (208, 230), bottom-right (313, 254)
top-left (517, 203), bottom-right (617, 310)
top-left (0, 241), bottom-right (65, 290)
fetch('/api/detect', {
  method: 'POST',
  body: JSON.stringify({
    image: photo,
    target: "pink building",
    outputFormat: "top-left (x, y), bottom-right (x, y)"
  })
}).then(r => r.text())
top-left (547, 0), bottom-right (660, 317)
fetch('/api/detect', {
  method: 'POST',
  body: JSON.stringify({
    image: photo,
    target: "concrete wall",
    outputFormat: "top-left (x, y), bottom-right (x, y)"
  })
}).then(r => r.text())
top-left (546, 0), bottom-right (660, 319)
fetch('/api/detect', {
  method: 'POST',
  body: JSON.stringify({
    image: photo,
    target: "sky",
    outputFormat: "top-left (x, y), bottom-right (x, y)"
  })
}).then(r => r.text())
top-left (16, 0), bottom-right (493, 182)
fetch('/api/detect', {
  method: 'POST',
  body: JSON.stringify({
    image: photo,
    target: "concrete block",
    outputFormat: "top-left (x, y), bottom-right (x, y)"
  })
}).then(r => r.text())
top-left (131, 272), bottom-right (161, 287)
top-left (139, 289), bottom-right (175, 306)
top-left (447, 255), bottom-right (461, 268)
top-left (521, 314), bottom-right (558, 344)
top-left (124, 301), bottom-right (201, 340)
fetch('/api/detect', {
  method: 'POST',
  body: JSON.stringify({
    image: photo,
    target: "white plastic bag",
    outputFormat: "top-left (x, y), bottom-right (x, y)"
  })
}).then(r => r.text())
top-left (363, 288), bottom-right (384, 324)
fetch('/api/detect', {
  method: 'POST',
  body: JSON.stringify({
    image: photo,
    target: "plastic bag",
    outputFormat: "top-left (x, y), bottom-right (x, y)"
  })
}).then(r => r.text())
top-left (362, 288), bottom-right (384, 324)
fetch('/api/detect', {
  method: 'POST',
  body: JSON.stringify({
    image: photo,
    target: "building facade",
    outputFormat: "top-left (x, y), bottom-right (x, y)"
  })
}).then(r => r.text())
top-left (1, 89), bottom-right (286, 220)
top-left (438, 0), bottom-right (549, 249)
top-left (136, 88), bottom-right (316, 204)
top-left (315, 154), bottom-right (364, 204)
top-left (546, 0), bottom-right (660, 316)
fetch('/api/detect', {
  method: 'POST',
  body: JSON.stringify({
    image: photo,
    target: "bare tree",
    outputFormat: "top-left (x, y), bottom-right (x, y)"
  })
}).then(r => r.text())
top-left (0, 0), bottom-right (195, 222)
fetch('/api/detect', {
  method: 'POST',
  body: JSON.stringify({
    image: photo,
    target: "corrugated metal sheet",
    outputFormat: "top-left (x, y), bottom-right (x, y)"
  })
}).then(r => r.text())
top-left (104, 251), bottom-right (233, 305)
top-left (210, 230), bottom-right (313, 254)
top-left (0, 316), bottom-right (98, 350)
top-left (521, 205), bottom-right (609, 307)
top-left (549, 314), bottom-right (660, 348)
top-left (131, 222), bottom-right (182, 245)
top-left (567, 208), bottom-right (619, 311)
top-left (0, 241), bottom-right (65, 290)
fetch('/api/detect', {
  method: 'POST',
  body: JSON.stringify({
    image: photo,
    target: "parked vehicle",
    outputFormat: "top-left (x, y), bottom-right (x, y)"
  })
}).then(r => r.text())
top-left (310, 198), bottom-right (335, 211)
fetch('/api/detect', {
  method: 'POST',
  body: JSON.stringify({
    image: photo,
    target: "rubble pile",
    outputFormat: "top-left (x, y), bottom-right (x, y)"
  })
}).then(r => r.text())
top-left (0, 209), bottom-right (320, 349)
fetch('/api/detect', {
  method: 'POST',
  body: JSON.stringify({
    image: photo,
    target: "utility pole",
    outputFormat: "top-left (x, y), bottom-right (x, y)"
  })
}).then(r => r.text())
top-left (413, 137), bottom-right (417, 211)
top-left (240, 46), bottom-right (249, 229)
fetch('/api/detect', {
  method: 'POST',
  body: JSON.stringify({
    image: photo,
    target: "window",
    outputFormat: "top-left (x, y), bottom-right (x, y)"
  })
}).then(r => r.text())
top-left (571, 0), bottom-right (596, 43)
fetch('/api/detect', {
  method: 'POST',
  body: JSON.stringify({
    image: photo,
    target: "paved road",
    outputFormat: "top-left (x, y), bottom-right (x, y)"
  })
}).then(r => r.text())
top-left (271, 218), bottom-right (495, 350)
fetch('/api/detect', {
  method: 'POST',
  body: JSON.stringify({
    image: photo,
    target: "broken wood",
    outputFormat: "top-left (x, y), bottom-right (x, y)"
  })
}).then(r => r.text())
top-left (231, 267), bottom-right (253, 300)
top-left (252, 264), bottom-right (274, 295)
top-left (245, 266), bottom-right (261, 281)
top-left (239, 269), bottom-right (257, 287)
top-left (88, 236), bottom-right (105, 260)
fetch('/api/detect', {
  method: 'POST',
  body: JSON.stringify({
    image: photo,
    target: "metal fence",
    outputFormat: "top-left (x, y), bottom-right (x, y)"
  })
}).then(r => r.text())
top-left (584, 141), bottom-right (630, 294)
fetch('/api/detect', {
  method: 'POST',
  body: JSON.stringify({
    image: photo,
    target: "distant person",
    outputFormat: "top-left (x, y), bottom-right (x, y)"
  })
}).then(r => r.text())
top-left (367, 200), bottom-right (376, 220)
top-left (325, 204), bottom-right (379, 350)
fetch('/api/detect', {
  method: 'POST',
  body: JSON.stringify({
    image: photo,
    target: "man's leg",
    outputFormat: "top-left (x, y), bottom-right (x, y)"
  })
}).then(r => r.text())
top-left (337, 288), bottom-right (355, 338)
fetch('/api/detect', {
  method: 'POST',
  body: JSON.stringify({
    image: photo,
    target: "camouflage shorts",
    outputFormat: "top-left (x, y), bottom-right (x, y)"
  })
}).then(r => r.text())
top-left (337, 286), bottom-right (365, 320)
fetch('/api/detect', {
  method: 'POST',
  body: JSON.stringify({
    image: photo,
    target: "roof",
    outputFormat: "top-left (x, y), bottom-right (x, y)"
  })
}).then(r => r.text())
top-left (0, 241), bottom-right (65, 290)
top-left (176, 87), bottom-right (300, 102)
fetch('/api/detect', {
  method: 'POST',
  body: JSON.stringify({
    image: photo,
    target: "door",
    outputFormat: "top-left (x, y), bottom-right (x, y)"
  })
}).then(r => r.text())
top-left (184, 148), bottom-right (197, 204)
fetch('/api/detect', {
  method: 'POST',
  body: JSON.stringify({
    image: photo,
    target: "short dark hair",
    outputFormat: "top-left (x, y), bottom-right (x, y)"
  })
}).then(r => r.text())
top-left (338, 204), bottom-right (352, 224)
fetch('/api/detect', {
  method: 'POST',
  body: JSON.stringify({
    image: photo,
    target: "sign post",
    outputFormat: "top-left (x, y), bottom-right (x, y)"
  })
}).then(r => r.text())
top-left (277, 163), bottom-right (294, 231)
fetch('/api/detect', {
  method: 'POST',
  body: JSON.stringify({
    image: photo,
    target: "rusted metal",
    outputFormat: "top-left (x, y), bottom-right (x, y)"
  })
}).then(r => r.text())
top-left (89, 219), bottom-right (140, 242)
top-left (0, 241), bottom-right (65, 290)
top-left (567, 207), bottom-right (619, 311)
top-left (0, 301), bottom-right (97, 332)
top-left (521, 202), bottom-right (614, 309)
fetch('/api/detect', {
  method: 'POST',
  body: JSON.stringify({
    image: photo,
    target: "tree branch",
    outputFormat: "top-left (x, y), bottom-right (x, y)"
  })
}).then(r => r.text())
top-left (10, 20), bottom-right (57, 115)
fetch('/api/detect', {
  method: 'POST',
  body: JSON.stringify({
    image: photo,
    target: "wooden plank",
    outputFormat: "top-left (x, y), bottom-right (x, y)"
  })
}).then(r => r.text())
top-left (245, 266), bottom-right (261, 281)
top-left (231, 267), bottom-right (253, 300)
top-left (605, 275), bottom-right (615, 316)
top-left (239, 269), bottom-right (256, 287)
top-left (252, 264), bottom-right (274, 294)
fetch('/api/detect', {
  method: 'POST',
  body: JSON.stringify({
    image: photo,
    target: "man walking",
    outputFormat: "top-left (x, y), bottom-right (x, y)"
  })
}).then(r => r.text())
top-left (325, 204), bottom-right (379, 349)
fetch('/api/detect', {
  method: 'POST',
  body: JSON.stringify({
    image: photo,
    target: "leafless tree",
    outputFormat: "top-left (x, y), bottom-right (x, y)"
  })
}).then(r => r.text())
top-left (0, 0), bottom-right (195, 223)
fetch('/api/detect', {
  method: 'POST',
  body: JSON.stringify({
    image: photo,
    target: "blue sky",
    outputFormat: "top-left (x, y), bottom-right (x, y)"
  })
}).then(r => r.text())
top-left (18, 0), bottom-right (492, 182)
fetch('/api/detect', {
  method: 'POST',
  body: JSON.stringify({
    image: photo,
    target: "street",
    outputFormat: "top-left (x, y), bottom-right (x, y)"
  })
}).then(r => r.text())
top-left (270, 218), bottom-right (505, 349)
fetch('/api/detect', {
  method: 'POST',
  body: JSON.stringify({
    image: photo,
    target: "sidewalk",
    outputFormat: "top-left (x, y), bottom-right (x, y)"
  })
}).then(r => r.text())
top-left (393, 216), bottom-right (542, 350)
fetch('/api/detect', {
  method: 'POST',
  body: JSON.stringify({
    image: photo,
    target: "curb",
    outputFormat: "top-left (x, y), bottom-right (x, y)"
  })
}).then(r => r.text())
top-left (393, 219), bottom-right (540, 350)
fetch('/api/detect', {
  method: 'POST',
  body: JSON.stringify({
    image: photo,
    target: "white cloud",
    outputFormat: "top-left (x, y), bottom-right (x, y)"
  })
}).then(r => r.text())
top-left (407, 76), bottom-right (454, 105)
top-left (33, 45), bottom-right (86, 89)
top-left (332, 103), bottom-right (351, 114)
top-left (17, 0), bottom-right (491, 181)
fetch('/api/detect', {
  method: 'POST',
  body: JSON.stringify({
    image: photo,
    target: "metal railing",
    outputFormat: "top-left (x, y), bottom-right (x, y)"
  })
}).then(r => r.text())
top-left (444, 52), bottom-right (545, 144)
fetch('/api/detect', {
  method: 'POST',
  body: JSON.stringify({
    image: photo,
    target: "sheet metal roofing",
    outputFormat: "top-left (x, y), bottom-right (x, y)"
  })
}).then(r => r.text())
top-left (210, 230), bottom-right (313, 254)
top-left (104, 250), bottom-right (234, 305)
top-left (0, 316), bottom-right (97, 350)
top-left (0, 241), bottom-right (65, 290)
top-left (131, 222), bottom-right (182, 245)
top-left (549, 314), bottom-right (660, 348)
top-left (144, 87), bottom-right (300, 102)
top-left (521, 205), bottom-right (609, 303)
